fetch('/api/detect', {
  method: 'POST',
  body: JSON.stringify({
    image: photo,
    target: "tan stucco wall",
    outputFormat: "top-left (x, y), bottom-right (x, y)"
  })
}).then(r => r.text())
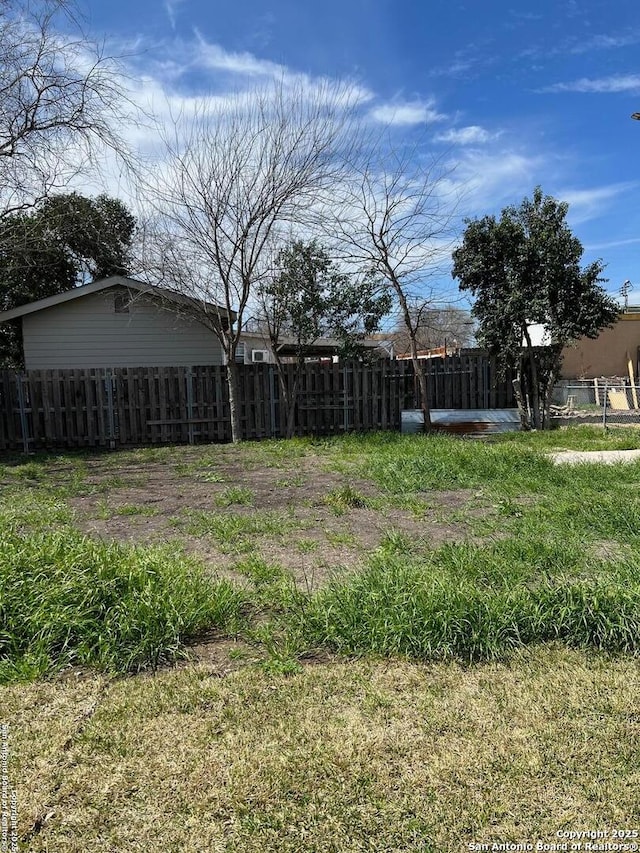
top-left (561, 315), bottom-right (640, 379)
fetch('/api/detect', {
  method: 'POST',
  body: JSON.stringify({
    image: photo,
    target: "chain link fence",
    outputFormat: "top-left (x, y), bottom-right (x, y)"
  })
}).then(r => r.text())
top-left (552, 379), bottom-right (640, 427)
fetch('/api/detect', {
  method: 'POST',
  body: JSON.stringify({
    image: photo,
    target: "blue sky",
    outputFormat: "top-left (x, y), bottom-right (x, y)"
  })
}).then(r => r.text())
top-left (80, 0), bottom-right (640, 304)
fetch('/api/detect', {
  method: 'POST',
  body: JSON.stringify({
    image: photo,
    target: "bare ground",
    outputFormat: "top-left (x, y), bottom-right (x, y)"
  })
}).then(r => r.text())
top-left (61, 448), bottom-right (488, 590)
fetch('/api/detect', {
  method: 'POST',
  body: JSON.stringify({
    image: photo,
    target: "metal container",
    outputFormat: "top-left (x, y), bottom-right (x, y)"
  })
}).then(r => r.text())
top-left (400, 409), bottom-right (424, 434)
top-left (430, 408), bottom-right (521, 436)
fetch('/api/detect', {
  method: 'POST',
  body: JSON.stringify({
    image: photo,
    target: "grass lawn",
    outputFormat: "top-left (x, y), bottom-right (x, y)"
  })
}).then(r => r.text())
top-left (2, 426), bottom-right (640, 850)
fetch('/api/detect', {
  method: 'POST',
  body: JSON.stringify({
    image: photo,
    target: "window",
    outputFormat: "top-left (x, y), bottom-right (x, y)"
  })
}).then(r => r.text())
top-left (235, 343), bottom-right (246, 363)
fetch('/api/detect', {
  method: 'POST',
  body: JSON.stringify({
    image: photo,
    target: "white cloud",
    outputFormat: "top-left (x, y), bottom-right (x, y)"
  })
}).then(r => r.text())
top-left (448, 149), bottom-right (544, 216)
top-left (192, 32), bottom-right (287, 78)
top-left (434, 125), bottom-right (495, 145)
top-left (125, 36), bottom-right (374, 111)
top-left (586, 236), bottom-right (640, 251)
top-left (164, 0), bottom-right (186, 31)
top-left (558, 182), bottom-right (639, 224)
top-left (568, 31), bottom-right (640, 54)
top-left (58, 29), bottom-right (623, 288)
top-left (541, 75), bottom-right (640, 93)
top-left (369, 99), bottom-right (446, 126)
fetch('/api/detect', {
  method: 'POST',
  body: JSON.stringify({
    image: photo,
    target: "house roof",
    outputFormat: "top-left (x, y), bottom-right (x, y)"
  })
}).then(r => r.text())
top-left (241, 332), bottom-right (386, 357)
top-left (278, 337), bottom-right (385, 357)
top-left (0, 276), bottom-right (234, 323)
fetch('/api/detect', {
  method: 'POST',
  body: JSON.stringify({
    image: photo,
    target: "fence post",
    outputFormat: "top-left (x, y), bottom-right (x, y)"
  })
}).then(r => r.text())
top-left (186, 369), bottom-right (195, 445)
top-left (105, 369), bottom-right (116, 449)
top-left (602, 380), bottom-right (608, 429)
top-left (342, 363), bottom-right (349, 432)
top-left (16, 373), bottom-right (30, 454)
top-left (268, 366), bottom-right (277, 438)
top-left (483, 359), bottom-right (489, 408)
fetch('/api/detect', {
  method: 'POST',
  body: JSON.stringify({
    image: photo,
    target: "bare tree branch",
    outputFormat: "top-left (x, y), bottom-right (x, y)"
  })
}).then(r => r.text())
top-left (0, 0), bottom-right (134, 220)
top-left (137, 79), bottom-right (360, 442)
top-left (332, 134), bottom-right (461, 427)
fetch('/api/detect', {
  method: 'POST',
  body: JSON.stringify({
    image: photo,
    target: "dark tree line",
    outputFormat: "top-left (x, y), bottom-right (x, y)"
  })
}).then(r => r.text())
top-left (0, 193), bottom-right (136, 366)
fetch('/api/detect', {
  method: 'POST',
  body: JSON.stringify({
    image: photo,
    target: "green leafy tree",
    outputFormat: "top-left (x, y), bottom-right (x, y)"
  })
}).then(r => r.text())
top-left (257, 240), bottom-right (391, 437)
top-left (452, 187), bottom-right (619, 428)
top-left (36, 193), bottom-right (136, 280)
top-left (0, 193), bottom-right (136, 366)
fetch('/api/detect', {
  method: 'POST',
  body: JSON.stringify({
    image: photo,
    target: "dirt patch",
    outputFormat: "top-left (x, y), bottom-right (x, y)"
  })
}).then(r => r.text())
top-left (590, 539), bottom-right (631, 562)
top-left (180, 633), bottom-right (261, 674)
top-left (63, 452), bottom-right (487, 589)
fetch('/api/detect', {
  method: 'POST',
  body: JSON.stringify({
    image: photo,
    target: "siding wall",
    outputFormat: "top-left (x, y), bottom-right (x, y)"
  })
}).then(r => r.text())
top-left (238, 335), bottom-right (273, 364)
top-left (22, 287), bottom-right (224, 369)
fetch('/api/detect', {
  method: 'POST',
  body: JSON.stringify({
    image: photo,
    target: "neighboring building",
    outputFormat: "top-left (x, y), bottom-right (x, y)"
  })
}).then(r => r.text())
top-left (396, 345), bottom-right (458, 360)
top-left (0, 276), bottom-right (229, 369)
top-left (561, 309), bottom-right (640, 379)
top-left (236, 334), bottom-right (388, 364)
top-left (0, 276), bottom-right (389, 370)
top-left (524, 323), bottom-right (551, 347)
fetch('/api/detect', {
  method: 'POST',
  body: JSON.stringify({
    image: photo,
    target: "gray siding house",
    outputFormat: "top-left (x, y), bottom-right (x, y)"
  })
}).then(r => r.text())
top-left (0, 276), bottom-right (390, 370)
top-left (0, 276), bottom-right (228, 369)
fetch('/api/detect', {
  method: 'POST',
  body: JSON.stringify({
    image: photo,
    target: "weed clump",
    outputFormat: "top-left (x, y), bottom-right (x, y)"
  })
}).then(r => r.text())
top-left (323, 485), bottom-right (369, 515)
top-left (296, 547), bottom-right (640, 662)
top-left (0, 530), bottom-right (244, 682)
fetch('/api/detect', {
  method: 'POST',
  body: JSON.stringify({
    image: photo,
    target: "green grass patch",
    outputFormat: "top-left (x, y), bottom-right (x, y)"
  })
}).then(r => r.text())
top-left (214, 486), bottom-right (254, 507)
top-left (295, 542), bottom-right (640, 662)
top-left (0, 489), bottom-right (75, 531)
top-left (0, 530), bottom-right (245, 682)
top-left (5, 429), bottom-right (640, 675)
top-left (176, 509), bottom-right (306, 553)
top-left (324, 529), bottom-right (358, 547)
top-left (494, 424), bottom-right (640, 451)
top-left (235, 555), bottom-right (301, 610)
top-left (96, 501), bottom-right (159, 519)
top-left (295, 537), bottom-right (318, 554)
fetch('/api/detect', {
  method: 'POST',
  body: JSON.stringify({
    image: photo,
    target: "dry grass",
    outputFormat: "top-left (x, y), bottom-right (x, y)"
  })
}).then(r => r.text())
top-left (3, 646), bottom-right (640, 852)
top-left (4, 431), bottom-right (640, 850)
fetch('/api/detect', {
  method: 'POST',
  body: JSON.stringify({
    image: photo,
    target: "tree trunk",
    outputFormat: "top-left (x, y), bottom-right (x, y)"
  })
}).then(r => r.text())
top-left (540, 349), bottom-right (563, 429)
top-left (512, 356), bottom-right (531, 430)
top-left (411, 349), bottom-right (432, 431)
top-left (541, 376), bottom-right (555, 430)
top-left (404, 310), bottom-right (431, 430)
top-left (522, 329), bottom-right (541, 429)
top-left (271, 353), bottom-right (301, 440)
top-left (283, 366), bottom-right (301, 439)
top-left (391, 278), bottom-right (432, 431)
top-left (226, 360), bottom-right (242, 443)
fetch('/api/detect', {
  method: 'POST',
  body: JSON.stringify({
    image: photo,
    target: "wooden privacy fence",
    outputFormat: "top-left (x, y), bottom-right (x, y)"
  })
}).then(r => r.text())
top-left (0, 355), bottom-right (515, 451)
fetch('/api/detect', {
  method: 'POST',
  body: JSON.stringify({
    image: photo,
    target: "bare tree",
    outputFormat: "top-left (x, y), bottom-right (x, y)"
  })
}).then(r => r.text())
top-left (391, 303), bottom-right (475, 355)
top-left (0, 0), bottom-right (131, 220)
top-left (335, 140), bottom-right (459, 428)
top-left (138, 80), bottom-right (359, 443)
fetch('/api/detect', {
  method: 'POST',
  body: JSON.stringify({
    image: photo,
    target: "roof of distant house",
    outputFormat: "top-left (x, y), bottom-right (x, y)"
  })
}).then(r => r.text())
top-left (241, 331), bottom-right (388, 357)
top-left (0, 276), bottom-right (234, 323)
